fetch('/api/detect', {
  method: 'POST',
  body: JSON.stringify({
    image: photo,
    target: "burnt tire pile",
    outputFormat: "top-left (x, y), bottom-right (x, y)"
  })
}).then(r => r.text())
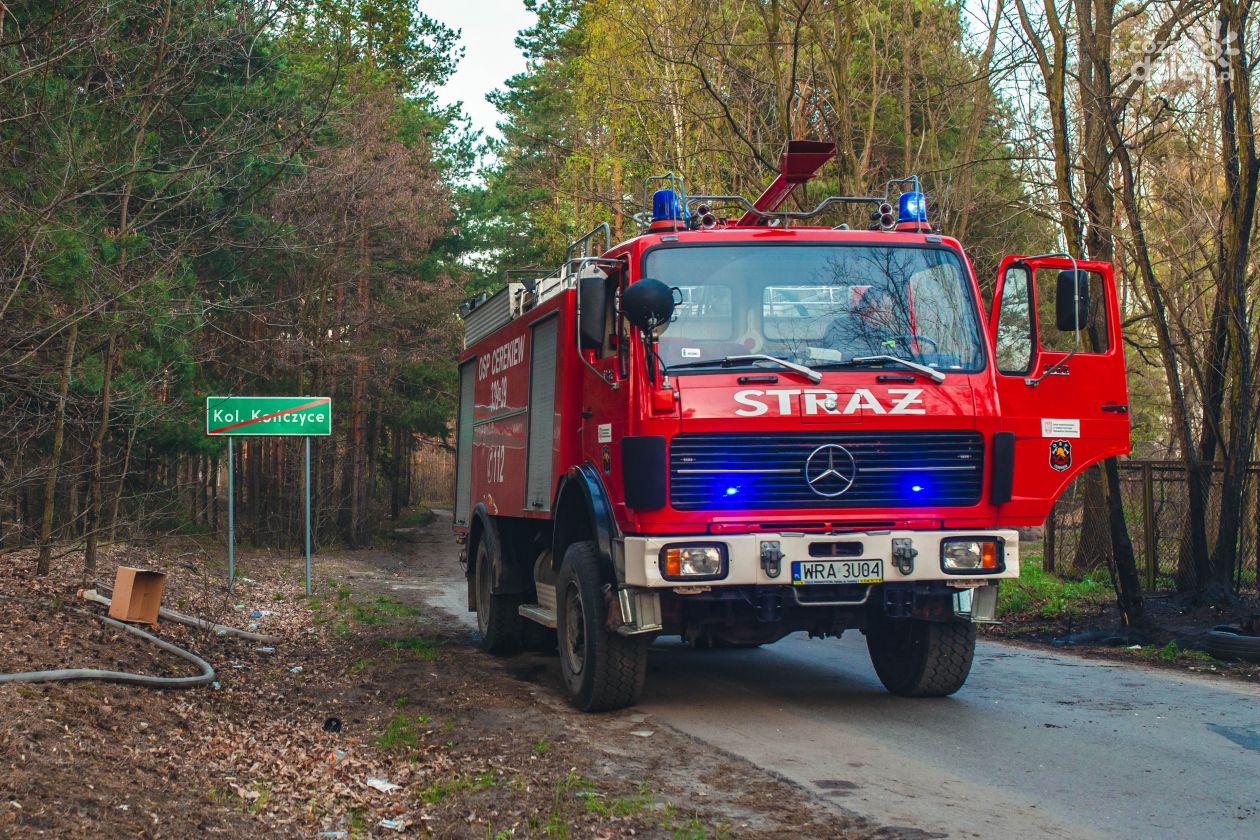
top-left (1205, 626), bottom-right (1260, 664)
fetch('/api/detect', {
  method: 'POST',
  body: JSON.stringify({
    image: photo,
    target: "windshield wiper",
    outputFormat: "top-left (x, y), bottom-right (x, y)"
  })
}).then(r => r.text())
top-left (668, 354), bottom-right (823, 384)
top-left (846, 355), bottom-right (946, 383)
top-left (816, 355), bottom-right (947, 385)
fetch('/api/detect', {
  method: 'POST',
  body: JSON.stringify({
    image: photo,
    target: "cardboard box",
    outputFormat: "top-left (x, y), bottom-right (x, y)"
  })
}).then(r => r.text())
top-left (108, 567), bottom-right (167, 626)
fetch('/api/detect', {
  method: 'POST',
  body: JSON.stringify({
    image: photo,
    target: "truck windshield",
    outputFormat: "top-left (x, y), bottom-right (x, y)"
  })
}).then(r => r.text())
top-left (645, 244), bottom-right (984, 374)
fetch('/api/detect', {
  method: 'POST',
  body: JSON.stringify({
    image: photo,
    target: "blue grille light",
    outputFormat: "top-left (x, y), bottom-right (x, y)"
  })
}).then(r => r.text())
top-left (911, 485), bottom-right (924, 493)
top-left (652, 188), bottom-right (687, 222)
top-left (898, 191), bottom-right (927, 224)
top-left (725, 486), bottom-right (740, 497)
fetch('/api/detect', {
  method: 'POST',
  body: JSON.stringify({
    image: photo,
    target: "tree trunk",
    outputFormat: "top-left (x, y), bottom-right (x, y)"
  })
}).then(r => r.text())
top-left (1102, 456), bottom-right (1146, 628)
top-left (1067, 0), bottom-right (1147, 625)
top-left (1071, 467), bottom-right (1109, 578)
top-left (1206, 0), bottom-right (1260, 601)
top-left (108, 423), bottom-right (137, 544)
top-left (84, 331), bottom-right (117, 583)
top-left (36, 324), bottom-right (78, 576)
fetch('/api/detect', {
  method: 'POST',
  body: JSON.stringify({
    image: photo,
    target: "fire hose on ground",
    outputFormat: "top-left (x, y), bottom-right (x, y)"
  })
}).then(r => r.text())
top-left (0, 605), bottom-right (216, 688)
top-left (0, 587), bottom-right (281, 689)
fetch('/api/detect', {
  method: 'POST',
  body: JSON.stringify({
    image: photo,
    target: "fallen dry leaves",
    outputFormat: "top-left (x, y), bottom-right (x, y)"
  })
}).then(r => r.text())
top-left (0, 535), bottom-right (871, 838)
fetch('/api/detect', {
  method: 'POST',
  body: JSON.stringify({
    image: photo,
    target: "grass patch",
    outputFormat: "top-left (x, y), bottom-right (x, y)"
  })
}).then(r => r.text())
top-left (309, 592), bottom-right (418, 636)
top-left (346, 805), bottom-right (365, 833)
top-left (584, 788), bottom-right (652, 818)
top-left (248, 782), bottom-right (271, 815)
top-left (997, 554), bottom-right (1111, 619)
top-left (377, 712), bottom-right (432, 751)
top-left (348, 595), bottom-right (420, 624)
top-left (418, 771), bottom-right (497, 804)
top-left (1129, 641), bottom-right (1216, 664)
top-left (398, 506), bottom-right (433, 527)
top-left (531, 737), bottom-right (550, 755)
top-left (381, 636), bottom-right (442, 660)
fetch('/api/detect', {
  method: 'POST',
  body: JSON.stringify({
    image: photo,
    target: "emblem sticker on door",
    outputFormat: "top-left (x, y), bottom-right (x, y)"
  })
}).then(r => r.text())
top-left (1049, 439), bottom-right (1072, 472)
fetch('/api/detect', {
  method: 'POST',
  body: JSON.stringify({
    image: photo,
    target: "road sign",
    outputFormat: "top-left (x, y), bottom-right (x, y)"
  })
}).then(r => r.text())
top-left (206, 396), bottom-right (332, 595)
top-left (206, 396), bottom-right (331, 436)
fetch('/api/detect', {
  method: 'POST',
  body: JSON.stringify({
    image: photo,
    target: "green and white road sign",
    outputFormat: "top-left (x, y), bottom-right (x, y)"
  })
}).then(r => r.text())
top-left (206, 396), bottom-right (332, 436)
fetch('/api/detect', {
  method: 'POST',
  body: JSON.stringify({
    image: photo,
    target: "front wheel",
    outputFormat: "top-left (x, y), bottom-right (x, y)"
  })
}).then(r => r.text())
top-left (867, 617), bottom-right (975, 697)
top-left (556, 541), bottom-right (648, 711)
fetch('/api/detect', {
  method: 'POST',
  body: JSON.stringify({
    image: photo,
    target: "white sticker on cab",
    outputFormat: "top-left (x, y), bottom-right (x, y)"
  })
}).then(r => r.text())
top-left (1041, 418), bottom-right (1080, 438)
top-left (680, 347), bottom-right (701, 358)
top-left (597, 423), bottom-right (612, 443)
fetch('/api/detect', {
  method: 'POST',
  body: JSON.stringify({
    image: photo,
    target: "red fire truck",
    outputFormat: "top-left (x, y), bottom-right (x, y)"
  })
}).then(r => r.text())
top-left (453, 141), bottom-right (1129, 711)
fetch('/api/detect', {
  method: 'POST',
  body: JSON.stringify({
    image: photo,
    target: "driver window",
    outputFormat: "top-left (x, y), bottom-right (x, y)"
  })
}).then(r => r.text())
top-left (995, 266), bottom-right (1034, 374)
top-left (1034, 268), bottom-right (1109, 354)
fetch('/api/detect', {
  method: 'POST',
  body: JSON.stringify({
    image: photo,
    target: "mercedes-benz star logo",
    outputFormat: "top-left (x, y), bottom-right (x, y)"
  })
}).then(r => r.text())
top-left (804, 444), bottom-right (857, 497)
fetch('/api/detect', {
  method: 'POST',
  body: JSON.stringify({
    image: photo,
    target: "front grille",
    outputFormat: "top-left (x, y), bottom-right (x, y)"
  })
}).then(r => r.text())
top-left (669, 431), bottom-right (984, 510)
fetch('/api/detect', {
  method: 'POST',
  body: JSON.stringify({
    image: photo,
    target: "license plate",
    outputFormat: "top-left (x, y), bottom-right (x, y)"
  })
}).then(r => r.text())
top-left (791, 559), bottom-right (883, 585)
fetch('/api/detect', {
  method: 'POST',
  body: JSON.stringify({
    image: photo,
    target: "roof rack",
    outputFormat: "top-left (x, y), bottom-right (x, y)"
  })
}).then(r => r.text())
top-left (684, 193), bottom-right (885, 222)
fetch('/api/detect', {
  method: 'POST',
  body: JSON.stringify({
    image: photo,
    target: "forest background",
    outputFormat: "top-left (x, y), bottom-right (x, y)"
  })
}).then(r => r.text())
top-left (2, 0), bottom-right (1257, 615)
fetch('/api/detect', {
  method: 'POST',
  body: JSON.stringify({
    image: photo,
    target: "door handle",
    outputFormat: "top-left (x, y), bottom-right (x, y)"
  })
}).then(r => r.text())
top-left (1101, 404), bottom-right (1129, 413)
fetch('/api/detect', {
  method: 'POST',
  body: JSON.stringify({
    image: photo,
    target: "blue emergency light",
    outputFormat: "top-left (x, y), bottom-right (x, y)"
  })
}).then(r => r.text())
top-left (652, 188), bottom-right (688, 223)
top-left (898, 190), bottom-right (928, 224)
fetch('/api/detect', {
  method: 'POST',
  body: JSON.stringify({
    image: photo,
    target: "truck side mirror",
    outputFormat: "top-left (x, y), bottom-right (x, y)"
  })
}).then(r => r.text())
top-left (578, 275), bottom-right (607, 349)
top-left (620, 278), bottom-right (676, 335)
top-left (1056, 269), bottom-right (1090, 332)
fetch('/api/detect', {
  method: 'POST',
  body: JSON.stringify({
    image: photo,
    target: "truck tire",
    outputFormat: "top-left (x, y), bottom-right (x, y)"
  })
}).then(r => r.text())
top-left (556, 541), bottom-right (647, 711)
top-left (474, 532), bottom-right (522, 655)
top-left (867, 617), bottom-right (975, 697)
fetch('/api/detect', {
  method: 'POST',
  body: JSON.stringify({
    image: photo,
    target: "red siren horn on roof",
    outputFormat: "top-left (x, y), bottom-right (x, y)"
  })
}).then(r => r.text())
top-left (737, 139), bottom-right (837, 226)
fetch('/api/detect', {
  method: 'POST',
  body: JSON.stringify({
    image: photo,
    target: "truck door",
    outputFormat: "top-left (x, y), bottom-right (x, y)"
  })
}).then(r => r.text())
top-left (988, 255), bottom-right (1130, 524)
top-left (576, 264), bottom-right (631, 509)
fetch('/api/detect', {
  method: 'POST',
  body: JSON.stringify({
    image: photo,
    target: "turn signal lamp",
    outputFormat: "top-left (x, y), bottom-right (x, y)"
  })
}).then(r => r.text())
top-left (941, 538), bottom-right (1003, 574)
top-left (660, 544), bottom-right (726, 580)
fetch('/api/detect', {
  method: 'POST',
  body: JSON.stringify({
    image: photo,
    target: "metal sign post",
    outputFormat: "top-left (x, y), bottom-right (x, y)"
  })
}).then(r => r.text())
top-left (227, 437), bottom-right (235, 593)
top-left (207, 396), bottom-right (331, 595)
top-left (305, 436), bottom-right (313, 596)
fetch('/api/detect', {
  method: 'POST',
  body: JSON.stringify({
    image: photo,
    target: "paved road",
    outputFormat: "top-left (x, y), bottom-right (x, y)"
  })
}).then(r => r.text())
top-left (637, 636), bottom-right (1259, 840)
top-left (417, 514), bottom-right (1260, 839)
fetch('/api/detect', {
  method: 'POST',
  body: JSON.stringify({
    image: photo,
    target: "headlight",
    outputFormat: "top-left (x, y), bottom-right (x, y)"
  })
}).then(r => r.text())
top-left (659, 544), bottom-right (727, 580)
top-left (940, 538), bottom-right (1004, 574)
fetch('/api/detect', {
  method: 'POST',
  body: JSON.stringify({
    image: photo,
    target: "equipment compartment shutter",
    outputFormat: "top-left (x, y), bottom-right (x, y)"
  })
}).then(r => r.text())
top-left (454, 360), bottom-right (475, 526)
top-left (526, 316), bottom-right (559, 511)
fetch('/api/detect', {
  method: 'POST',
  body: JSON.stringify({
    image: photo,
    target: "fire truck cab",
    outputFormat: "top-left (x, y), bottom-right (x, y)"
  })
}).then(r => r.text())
top-left (453, 142), bottom-right (1129, 711)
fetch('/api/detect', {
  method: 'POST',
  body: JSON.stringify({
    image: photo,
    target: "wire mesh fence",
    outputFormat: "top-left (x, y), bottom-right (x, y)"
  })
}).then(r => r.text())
top-left (1045, 460), bottom-right (1260, 595)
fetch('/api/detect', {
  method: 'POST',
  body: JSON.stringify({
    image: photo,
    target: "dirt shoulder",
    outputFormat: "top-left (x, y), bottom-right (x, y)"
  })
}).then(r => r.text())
top-left (981, 581), bottom-right (1260, 685)
top-left (1, 522), bottom-right (881, 839)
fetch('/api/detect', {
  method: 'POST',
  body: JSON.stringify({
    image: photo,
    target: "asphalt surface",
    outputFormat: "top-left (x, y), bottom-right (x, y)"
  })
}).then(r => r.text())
top-left (636, 636), bottom-right (1260, 840)
top-left (420, 513), bottom-right (1260, 840)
